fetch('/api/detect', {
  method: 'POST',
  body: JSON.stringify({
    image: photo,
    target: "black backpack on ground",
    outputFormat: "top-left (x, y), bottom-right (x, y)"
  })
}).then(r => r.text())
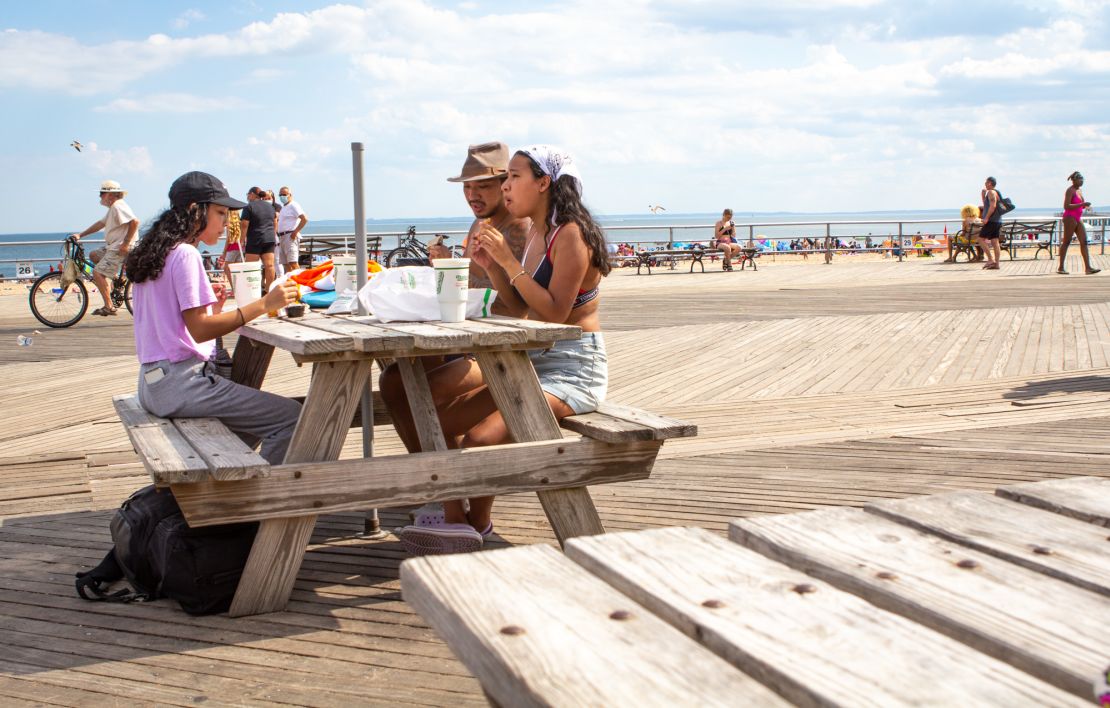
top-left (75, 485), bottom-right (258, 616)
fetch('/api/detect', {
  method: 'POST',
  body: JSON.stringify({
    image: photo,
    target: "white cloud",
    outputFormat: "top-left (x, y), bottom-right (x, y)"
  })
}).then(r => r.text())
top-left (80, 142), bottom-right (154, 175)
top-left (93, 93), bottom-right (247, 113)
top-left (173, 9), bottom-right (206, 30)
top-left (6, 0), bottom-right (1110, 228)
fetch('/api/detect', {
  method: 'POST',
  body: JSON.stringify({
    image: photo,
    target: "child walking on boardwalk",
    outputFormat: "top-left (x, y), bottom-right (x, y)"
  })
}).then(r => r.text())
top-left (124, 171), bottom-right (301, 463)
top-left (394, 146), bottom-right (610, 555)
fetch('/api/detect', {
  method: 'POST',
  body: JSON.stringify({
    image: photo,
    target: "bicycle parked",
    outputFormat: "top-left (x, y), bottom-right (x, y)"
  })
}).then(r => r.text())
top-left (384, 226), bottom-right (461, 267)
top-left (29, 236), bottom-right (132, 328)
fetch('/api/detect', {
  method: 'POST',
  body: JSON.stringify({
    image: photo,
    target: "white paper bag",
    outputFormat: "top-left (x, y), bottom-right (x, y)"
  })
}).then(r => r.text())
top-left (357, 266), bottom-right (496, 323)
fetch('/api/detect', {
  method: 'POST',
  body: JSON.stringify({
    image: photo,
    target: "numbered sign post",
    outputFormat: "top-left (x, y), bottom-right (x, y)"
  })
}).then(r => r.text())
top-left (16, 262), bottom-right (34, 279)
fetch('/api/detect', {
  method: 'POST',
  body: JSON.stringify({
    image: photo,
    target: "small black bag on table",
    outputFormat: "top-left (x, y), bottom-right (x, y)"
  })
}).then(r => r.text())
top-left (75, 485), bottom-right (257, 616)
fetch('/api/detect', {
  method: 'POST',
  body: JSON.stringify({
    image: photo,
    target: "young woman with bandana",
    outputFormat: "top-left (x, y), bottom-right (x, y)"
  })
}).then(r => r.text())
top-left (396, 145), bottom-right (610, 556)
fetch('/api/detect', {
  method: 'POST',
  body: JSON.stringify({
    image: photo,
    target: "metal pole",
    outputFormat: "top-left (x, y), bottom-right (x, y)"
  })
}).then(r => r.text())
top-left (748, 224), bottom-right (754, 246)
top-left (897, 223), bottom-right (904, 262)
top-left (667, 227), bottom-right (674, 247)
top-left (1101, 218), bottom-right (1105, 256)
top-left (351, 142), bottom-right (386, 539)
top-left (824, 223), bottom-right (832, 264)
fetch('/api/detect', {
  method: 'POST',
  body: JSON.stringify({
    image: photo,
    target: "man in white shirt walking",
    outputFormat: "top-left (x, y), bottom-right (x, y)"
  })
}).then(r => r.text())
top-left (72, 179), bottom-right (139, 315)
top-left (276, 186), bottom-right (308, 273)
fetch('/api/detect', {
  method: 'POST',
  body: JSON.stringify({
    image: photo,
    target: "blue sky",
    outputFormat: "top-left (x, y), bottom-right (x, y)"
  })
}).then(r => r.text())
top-left (2, 0), bottom-right (1108, 232)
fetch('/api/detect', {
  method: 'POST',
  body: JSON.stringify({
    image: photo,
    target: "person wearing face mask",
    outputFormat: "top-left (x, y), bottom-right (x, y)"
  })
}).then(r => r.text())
top-left (276, 186), bottom-right (308, 273)
top-left (71, 180), bottom-right (140, 316)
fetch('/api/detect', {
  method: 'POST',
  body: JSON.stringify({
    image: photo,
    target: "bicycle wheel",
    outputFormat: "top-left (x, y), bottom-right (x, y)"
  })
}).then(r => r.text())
top-left (29, 272), bottom-right (89, 328)
top-left (385, 246), bottom-right (422, 268)
top-left (111, 278), bottom-right (134, 314)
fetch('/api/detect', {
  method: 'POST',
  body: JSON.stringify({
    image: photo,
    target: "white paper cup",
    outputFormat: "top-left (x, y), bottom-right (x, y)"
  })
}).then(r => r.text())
top-left (433, 258), bottom-right (470, 322)
top-left (332, 255), bottom-right (358, 293)
top-left (228, 261), bottom-right (262, 306)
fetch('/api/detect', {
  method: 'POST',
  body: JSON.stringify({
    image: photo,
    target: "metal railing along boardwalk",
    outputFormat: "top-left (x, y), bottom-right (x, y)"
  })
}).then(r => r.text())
top-left (2, 215), bottom-right (1107, 278)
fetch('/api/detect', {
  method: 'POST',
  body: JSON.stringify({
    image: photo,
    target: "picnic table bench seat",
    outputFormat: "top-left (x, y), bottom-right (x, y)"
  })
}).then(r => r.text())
top-left (115, 393), bottom-right (696, 491)
top-left (113, 394), bottom-right (271, 485)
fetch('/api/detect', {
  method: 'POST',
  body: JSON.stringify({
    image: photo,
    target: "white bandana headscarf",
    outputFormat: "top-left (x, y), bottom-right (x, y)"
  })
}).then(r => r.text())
top-left (519, 144), bottom-right (583, 196)
top-left (518, 145), bottom-right (583, 226)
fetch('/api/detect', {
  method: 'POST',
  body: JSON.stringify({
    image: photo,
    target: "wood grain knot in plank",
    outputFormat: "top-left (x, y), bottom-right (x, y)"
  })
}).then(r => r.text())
top-left (956, 559), bottom-right (980, 569)
top-left (500, 625), bottom-right (526, 636)
top-left (609, 610), bottom-right (634, 621)
top-left (1031, 545), bottom-right (1054, 555)
top-left (701, 599), bottom-right (726, 609)
top-left (792, 583), bottom-right (817, 595)
top-left (876, 571), bottom-right (899, 580)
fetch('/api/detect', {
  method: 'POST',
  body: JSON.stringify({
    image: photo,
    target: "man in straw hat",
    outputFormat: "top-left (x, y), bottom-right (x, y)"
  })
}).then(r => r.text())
top-left (72, 179), bottom-right (140, 315)
top-left (430, 141), bottom-right (529, 298)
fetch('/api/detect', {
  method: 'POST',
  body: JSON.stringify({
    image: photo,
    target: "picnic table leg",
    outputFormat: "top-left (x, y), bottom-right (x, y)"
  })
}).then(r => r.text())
top-left (230, 337), bottom-right (274, 389)
top-left (396, 356), bottom-right (449, 452)
top-left (475, 350), bottom-right (605, 545)
top-left (228, 359), bottom-right (372, 617)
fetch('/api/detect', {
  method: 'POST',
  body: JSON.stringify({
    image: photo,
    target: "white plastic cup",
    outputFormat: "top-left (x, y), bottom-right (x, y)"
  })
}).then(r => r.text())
top-left (433, 258), bottom-right (470, 322)
top-left (332, 255), bottom-right (358, 293)
top-left (228, 261), bottom-right (262, 306)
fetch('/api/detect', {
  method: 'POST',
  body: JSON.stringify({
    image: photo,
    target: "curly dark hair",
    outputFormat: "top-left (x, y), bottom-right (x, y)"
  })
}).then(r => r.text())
top-left (125, 204), bottom-right (211, 283)
top-left (519, 151), bottom-right (611, 277)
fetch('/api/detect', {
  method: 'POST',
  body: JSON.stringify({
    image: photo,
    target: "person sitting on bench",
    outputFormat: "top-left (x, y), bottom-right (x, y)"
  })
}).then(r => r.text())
top-left (713, 208), bottom-right (743, 271)
top-left (124, 171), bottom-right (301, 464)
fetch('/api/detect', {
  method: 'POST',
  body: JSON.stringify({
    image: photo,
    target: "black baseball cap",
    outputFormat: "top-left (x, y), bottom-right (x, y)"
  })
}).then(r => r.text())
top-left (169, 171), bottom-right (248, 210)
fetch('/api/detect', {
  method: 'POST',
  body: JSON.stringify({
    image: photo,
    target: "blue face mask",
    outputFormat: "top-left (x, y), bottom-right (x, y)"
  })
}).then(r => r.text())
top-left (279, 195), bottom-right (290, 205)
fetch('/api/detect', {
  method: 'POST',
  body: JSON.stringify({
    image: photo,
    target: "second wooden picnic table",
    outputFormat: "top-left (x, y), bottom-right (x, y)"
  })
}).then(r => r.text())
top-left (402, 476), bottom-right (1110, 705)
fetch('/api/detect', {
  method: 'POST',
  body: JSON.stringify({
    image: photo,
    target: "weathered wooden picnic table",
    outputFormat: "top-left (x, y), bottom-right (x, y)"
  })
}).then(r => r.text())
top-left (402, 476), bottom-right (1110, 705)
top-left (116, 311), bottom-right (694, 618)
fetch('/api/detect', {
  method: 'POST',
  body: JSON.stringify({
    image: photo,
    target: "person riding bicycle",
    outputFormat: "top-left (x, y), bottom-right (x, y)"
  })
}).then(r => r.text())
top-left (71, 180), bottom-right (139, 316)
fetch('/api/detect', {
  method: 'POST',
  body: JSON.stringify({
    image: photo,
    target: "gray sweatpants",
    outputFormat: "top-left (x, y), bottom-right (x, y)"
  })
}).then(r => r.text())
top-left (138, 358), bottom-right (301, 464)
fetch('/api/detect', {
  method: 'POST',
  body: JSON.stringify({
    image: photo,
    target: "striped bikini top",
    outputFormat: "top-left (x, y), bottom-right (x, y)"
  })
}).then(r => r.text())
top-left (515, 225), bottom-right (600, 309)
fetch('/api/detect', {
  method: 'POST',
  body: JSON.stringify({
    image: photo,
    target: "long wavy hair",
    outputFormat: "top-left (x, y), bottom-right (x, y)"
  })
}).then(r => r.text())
top-left (519, 152), bottom-right (611, 277)
top-left (125, 204), bottom-right (211, 283)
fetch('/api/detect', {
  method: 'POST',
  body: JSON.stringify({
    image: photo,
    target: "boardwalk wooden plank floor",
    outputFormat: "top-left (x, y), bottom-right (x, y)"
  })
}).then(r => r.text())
top-left (1, 254), bottom-right (1108, 705)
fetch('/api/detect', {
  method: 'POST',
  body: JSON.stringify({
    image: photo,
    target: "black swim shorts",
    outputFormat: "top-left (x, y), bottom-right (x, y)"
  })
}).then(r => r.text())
top-left (979, 221), bottom-right (1002, 240)
top-left (244, 241), bottom-right (276, 255)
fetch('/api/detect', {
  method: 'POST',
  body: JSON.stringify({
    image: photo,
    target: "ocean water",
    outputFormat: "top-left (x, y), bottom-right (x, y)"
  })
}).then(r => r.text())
top-left (0, 208), bottom-right (1079, 280)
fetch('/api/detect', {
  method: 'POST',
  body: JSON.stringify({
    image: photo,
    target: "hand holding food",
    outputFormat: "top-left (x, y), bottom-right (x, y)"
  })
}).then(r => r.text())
top-left (475, 219), bottom-right (513, 268)
top-left (264, 279), bottom-right (299, 310)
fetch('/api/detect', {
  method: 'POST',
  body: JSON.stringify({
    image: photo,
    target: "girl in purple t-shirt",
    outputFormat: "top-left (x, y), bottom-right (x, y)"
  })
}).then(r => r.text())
top-left (124, 171), bottom-right (300, 463)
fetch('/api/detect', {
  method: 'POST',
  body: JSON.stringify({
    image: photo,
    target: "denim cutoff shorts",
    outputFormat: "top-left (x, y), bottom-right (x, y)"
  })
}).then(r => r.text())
top-left (528, 332), bottom-right (607, 415)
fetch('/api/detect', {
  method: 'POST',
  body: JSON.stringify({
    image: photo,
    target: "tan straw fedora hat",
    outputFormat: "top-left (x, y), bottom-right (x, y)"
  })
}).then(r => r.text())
top-left (100, 179), bottom-right (125, 193)
top-left (447, 141), bottom-right (510, 182)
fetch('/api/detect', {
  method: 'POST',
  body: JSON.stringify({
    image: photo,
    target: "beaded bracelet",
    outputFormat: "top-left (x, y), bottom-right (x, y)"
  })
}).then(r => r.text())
top-left (509, 269), bottom-right (528, 285)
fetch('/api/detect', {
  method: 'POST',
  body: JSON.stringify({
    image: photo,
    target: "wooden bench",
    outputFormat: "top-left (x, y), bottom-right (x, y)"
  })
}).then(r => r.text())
top-left (114, 387), bottom-right (696, 616)
top-left (950, 225), bottom-right (981, 262)
top-left (1002, 220), bottom-right (1056, 260)
top-left (635, 246), bottom-right (757, 274)
top-left (297, 235), bottom-right (383, 268)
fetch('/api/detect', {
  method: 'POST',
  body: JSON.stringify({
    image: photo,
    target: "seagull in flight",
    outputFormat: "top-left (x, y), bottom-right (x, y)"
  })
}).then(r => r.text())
top-left (70, 140), bottom-right (83, 152)
top-left (648, 204), bottom-right (666, 214)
